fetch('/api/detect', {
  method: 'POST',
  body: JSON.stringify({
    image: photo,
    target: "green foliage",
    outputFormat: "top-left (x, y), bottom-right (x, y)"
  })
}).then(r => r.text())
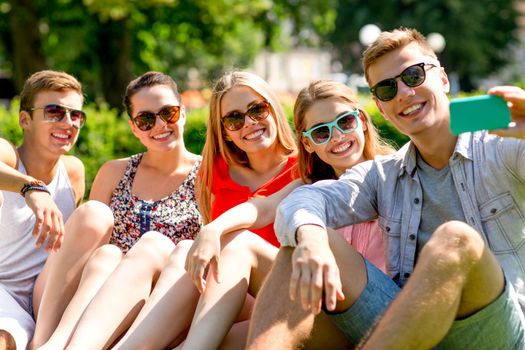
top-left (328, 0), bottom-right (519, 90)
top-left (0, 0), bottom-right (339, 108)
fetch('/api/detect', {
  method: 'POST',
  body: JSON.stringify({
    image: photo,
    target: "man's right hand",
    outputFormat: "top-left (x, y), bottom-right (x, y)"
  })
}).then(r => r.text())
top-left (290, 225), bottom-right (345, 315)
top-left (24, 190), bottom-right (65, 252)
top-left (489, 86), bottom-right (525, 139)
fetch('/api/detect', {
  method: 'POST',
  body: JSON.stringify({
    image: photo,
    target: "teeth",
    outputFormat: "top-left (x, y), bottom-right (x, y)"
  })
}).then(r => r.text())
top-left (402, 103), bottom-right (423, 115)
top-left (245, 129), bottom-right (264, 140)
top-left (153, 132), bottom-right (171, 139)
top-left (332, 141), bottom-right (353, 153)
top-left (52, 132), bottom-right (69, 139)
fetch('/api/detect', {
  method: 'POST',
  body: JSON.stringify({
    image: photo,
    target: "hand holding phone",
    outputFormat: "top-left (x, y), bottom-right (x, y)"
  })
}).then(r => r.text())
top-left (450, 95), bottom-right (511, 135)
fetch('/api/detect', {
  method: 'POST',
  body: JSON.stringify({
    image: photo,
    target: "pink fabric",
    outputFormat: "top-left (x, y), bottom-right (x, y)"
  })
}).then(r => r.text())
top-left (336, 220), bottom-right (386, 273)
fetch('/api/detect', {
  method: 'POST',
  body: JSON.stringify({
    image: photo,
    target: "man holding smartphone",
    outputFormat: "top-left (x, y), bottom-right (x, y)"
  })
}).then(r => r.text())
top-left (247, 28), bottom-right (525, 349)
top-left (0, 70), bottom-right (86, 349)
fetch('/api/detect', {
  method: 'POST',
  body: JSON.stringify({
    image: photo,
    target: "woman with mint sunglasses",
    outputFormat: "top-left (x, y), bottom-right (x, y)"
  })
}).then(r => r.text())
top-left (181, 80), bottom-right (395, 349)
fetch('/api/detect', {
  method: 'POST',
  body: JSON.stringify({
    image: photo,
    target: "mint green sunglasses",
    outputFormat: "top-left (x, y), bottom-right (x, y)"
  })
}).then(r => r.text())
top-left (302, 110), bottom-right (360, 145)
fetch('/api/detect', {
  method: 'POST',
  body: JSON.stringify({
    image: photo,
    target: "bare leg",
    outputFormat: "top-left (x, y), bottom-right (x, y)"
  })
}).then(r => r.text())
top-left (361, 221), bottom-right (504, 350)
top-left (65, 231), bottom-right (175, 350)
top-left (112, 240), bottom-right (200, 350)
top-left (247, 228), bottom-right (363, 349)
top-left (182, 231), bottom-right (277, 350)
top-left (39, 245), bottom-right (123, 350)
top-left (31, 201), bottom-right (114, 348)
top-left (218, 320), bottom-right (249, 350)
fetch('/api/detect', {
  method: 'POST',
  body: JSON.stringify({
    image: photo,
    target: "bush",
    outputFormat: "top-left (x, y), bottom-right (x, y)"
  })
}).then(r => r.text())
top-left (0, 96), bottom-right (408, 199)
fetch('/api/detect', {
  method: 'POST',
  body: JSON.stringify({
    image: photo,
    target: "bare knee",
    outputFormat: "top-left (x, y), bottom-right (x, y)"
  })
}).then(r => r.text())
top-left (0, 330), bottom-right (16, 350)
top-left (221, 231), bottom-right (261, 261)
top-left (66, 200), bottom-right (114, 241)
top-left (124, 231), bottom-right (175, 269)
top-left (84, 244), bottom-right (123, 274)
top-left (164, 239), bottom-right (194, 270)
top-left (422, 221), bottom-right (486, 270)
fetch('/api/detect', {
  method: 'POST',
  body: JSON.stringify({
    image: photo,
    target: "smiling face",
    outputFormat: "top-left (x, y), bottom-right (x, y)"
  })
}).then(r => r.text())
top-left (302, 98), bottom-right (367, 177)
top-left (20, 89), bottom-right (83, 156)
top-left (368, 42), bottom-right (451, 140)
top-left (220, 85), bottom-right (278, 157)
top-left (128, 84), bottom-right (185, 151)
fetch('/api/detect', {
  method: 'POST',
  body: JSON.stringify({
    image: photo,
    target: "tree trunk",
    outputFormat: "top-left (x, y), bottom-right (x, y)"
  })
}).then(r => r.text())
top-left (8, 0), bottom-right (47, 90)
top-left (97, 18), bottom-right (133, 113)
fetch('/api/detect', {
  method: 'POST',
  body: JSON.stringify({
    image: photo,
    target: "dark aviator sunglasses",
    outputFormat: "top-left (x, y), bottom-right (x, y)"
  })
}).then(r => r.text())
top-left (30, 104), bottom-right (86, 129)
top-left (370, 62), bottom-right (438, 102)
top-left (132, 105), bottom-right (181, 131)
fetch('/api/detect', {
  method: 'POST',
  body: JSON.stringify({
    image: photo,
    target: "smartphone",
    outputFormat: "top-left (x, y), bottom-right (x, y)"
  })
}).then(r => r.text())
top-left (449, 95), bottom-right (511, 135)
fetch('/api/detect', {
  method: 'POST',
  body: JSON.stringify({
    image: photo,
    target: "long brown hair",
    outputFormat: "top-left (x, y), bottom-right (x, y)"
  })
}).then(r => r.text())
top-left (294, 80), bottom-right (395, 183)
top-left (198, 71), bottom-right (297, 223)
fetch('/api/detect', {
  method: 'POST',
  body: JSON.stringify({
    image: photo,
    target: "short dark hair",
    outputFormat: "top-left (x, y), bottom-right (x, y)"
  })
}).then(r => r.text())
top-left (123, 71), bottom-right (181, 118)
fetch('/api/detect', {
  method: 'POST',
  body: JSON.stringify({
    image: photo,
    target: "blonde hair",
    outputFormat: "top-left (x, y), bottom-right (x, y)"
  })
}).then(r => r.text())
top-left (294, 80), bottom-right (395, 183)
top-left (362, 27), bottom-right (437, 84)
top-left (20, 70), bottom-right (83, 113)
top-left (198, 71), bottom-right (297, 223)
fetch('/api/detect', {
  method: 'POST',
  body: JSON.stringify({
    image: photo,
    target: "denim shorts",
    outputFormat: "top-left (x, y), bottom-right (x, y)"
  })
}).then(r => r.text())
top-left (327, 259), bottom-right (525, 349)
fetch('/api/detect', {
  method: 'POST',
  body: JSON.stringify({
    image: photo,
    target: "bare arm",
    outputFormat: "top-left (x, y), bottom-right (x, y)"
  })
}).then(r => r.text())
top-left (89, 159), bottom-right (128, 205)
top-left (0, 138), bottom-right (31, 191)
top-left (0, 138), bottom-right (66, 251)
top-left (186, 179), bottom-right (303, 292)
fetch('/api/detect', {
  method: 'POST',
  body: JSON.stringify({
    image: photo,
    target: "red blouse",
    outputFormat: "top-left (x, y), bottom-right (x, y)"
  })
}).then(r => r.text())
top-left (211, 155), bottom-right (298, 246)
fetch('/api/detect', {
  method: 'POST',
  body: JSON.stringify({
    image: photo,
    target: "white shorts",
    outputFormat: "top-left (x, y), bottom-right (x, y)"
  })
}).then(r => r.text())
top-left (0, 284), bottom-right (35, 350)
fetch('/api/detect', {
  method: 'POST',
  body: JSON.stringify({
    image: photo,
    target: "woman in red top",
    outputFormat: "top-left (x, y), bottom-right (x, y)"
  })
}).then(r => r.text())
top-left (198, 71), bottom-right (298, 244)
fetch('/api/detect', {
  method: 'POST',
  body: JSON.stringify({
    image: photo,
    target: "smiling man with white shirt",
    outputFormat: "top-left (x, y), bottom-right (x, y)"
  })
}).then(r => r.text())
top-left (0, 70), bottom-right (85, 350)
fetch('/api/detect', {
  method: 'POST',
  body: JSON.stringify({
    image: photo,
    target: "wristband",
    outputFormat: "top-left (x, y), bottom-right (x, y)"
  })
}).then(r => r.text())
top-left (20, 180), bottom-right (51, 197)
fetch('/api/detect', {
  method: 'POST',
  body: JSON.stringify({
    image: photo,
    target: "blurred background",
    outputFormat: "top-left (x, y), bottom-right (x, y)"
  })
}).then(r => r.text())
top-left (0, 0), bottom-right (524, 197)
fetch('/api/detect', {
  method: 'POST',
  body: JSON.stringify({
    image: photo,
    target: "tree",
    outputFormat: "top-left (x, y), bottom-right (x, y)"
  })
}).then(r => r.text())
top-left (0, 0), bottom-right (337, 109)
top-left (327, 0), bottom-right (519, 91)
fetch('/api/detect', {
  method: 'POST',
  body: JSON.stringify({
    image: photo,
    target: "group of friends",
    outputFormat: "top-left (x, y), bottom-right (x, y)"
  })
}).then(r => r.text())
top-left (0, 27), bottom-right (524, 350)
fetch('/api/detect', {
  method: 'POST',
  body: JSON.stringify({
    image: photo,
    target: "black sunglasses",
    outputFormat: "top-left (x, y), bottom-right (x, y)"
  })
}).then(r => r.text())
top-left (30, 104), bottom-right (86, 129)
top-left (133, 105), bottom-right (181, 131)
top-left (221, 100), bottom-right (271, 131)
top-left (370, 62), bottom-right (438, 102)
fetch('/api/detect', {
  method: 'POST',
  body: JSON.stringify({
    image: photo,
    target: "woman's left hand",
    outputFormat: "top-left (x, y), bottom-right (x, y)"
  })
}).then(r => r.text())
top-left (185, 225), bottom-right (222, 293)
top-left (489, 86), bottom-right (525, 139)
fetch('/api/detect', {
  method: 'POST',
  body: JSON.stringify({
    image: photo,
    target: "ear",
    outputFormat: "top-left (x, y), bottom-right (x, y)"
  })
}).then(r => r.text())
top-left (373, 97), bottom-right (389, 121)
top-left (179, 106), bottom-right (187, 126)
top-left (358, 111), bottom-right (368, 131)
top-left (19, 111), bottom-right (32, 130)
top-left (301, 137), bottom-right (315, 153)
top-left (440, 67), bottom-right (450, 94)
top-left (128, 119), bottom-right (141, 138)
top-left (223, 132), bottom-right (232, 141)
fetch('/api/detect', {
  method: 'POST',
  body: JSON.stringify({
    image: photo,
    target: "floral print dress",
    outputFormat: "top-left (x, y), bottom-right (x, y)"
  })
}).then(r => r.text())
top-left (109, 153), bottom-right (202, 253)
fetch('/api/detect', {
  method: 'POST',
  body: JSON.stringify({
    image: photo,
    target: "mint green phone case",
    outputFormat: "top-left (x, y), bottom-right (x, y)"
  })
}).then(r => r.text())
top-left (449, 95), bottom-right (511, 135)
